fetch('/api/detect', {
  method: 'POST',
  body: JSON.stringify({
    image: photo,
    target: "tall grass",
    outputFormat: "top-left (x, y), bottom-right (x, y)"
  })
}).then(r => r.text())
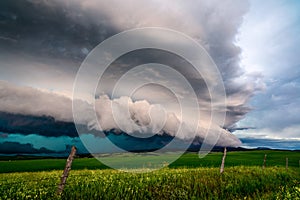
top-left (0, 167), bottom-right (299, 199)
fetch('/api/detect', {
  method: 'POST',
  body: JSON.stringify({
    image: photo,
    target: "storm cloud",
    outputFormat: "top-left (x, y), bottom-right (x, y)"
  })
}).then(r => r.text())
top-left (0, 141), bottom-right (57, 154)
top-left (0, 0), bottom-right (264, 151)
top-left (0, 81), bottom-right (241, 147)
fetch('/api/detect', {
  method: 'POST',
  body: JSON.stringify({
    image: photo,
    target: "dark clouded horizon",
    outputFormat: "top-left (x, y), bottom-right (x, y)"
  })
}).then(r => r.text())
top-left (0, 0), bottom-right (300, 154)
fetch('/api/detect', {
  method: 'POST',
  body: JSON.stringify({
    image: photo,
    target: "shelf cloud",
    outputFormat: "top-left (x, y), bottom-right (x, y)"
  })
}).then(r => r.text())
top-left (0, 81), bottom-right (241, 147)
top-left (0, 0), bottom-right (269, 151)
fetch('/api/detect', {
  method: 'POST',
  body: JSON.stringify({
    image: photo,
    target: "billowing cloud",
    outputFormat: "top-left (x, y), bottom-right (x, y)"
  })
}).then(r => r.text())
top-left (0, 0), bottom-right (259, 127)
top-left (0, 0), bottom-right (265, 150)
top-left (0, 81), bottom-right (240, 147)
top-left (0, 81), bottom-right (73, 121)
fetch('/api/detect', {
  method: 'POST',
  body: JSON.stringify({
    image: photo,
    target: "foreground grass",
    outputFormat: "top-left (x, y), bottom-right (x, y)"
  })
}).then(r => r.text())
top-left (0, 150), bottom-right (299, 173)
top-left (0, 167), bottom-right (299, 200)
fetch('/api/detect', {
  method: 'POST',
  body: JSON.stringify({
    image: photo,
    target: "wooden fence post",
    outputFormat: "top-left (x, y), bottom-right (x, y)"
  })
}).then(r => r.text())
top-left (220, 147), bottom-right (227, 174)
top-left (57, 146), bottom-right (77, 195)
top-left (286, 157), bottom-right (288, 170)
top-left (263, 154), bottom-right (267, 169)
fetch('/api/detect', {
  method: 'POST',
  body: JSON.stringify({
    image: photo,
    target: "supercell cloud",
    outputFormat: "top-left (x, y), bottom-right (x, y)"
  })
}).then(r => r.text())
top-left (0, 81), bottom-right (241, 147)
top-left (0, 0), bottom-right (268, 152)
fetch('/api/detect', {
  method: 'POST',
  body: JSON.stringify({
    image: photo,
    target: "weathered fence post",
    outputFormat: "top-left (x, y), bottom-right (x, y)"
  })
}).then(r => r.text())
top-left (220, 147), bottom-right (227, 174)
top-left (286, 157), bottom-right (288, 170)
top-left (263, 154), bottom-right (267, 169)
top-left (57, 146), bottom-right (77, 195)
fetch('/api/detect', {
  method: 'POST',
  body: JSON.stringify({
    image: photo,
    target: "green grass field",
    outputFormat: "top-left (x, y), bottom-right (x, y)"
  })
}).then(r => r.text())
top-left (0, 150), bottom-right (299, 199)
top-left (0, 150), bottom-right (299, 173)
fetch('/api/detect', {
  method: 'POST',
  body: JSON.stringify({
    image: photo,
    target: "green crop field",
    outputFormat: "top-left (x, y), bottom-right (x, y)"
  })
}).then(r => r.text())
top-left (0, 150), bottom-right (299, 199)
top-left (1, 150), bottom-right (300, 173)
